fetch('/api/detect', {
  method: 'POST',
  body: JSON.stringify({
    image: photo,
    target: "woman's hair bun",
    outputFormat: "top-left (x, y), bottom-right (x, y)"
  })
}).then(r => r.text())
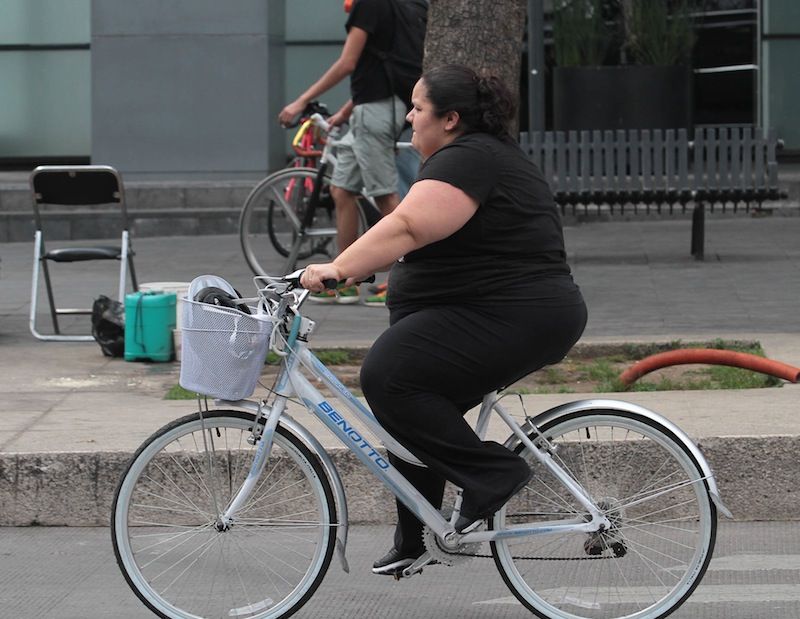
top-left (476, 75), bottom-right (515, 136)
top-left (422, 64), bottom-right (516, 137)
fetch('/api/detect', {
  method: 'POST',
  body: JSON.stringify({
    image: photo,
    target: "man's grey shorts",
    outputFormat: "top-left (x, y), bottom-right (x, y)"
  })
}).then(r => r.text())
top-left (331, 96), bottom-right (407, 198)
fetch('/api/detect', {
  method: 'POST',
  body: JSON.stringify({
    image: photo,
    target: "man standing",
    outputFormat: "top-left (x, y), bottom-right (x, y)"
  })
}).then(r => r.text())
top-left (278, 0), bottom-right (425, 303)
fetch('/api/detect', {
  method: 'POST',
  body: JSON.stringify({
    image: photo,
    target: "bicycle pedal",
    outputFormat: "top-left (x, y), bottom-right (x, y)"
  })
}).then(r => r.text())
top-left (400, 552), bottom-right (433, 579)
top-left (394, 567), bottom-right (422, 581)
top-left (397, 566), bottom-right (422, 580)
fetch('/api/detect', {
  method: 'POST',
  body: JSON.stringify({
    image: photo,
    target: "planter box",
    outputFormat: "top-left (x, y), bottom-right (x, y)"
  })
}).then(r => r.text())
top-left (554, 65), bottom-right (692, 131)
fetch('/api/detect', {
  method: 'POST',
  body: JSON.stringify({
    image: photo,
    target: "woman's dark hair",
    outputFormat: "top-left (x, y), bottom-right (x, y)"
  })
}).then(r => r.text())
top-left (420, 64), bottom-right (516, 137)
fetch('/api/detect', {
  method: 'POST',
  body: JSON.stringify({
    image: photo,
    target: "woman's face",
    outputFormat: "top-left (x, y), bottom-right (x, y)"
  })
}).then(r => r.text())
top-left (406, 79), bottom-right (459, 159)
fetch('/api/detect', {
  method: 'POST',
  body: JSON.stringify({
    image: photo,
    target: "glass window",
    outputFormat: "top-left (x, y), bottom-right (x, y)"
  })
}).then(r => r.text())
top-left (0, 0), bottom-right (90, 45)
top-left (0, 0), bottom-right (90, 159)
top-left (0, 50), bottom-right (90, 157)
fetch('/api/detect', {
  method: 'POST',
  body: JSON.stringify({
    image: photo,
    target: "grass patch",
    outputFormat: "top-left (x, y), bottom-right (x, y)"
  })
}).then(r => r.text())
top-left (166, 340), bottom-right (784, 399)
top-left (265, 348), bottom-right (363, 366)
top-left (515, 339), bottom-right (783, 394)
top-left (164, 384), bottom-right (202, 400)
top-left (707, 365), bottom-right (781, 390)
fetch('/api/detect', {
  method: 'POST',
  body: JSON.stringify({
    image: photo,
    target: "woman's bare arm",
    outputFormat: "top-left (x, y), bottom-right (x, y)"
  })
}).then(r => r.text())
top-left (301, 179), bottom-right (478, 289)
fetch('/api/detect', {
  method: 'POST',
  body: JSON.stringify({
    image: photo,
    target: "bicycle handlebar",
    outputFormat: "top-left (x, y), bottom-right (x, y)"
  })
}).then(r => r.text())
top-left (290, 113), bottom-right (339, 159)
top-left (282, 101), bottom-right (330, 129)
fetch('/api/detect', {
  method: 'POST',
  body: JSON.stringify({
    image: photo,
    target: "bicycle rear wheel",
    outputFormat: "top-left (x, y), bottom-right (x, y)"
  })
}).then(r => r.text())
top-left (112, 410), bottom-right (337, 619)
top-left (491, 409), bottom-right (716, 619)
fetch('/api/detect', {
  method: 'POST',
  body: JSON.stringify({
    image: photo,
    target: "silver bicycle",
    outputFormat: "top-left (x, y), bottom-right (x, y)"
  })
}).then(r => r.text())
top-left (111, 272), bottom-right (730, 619)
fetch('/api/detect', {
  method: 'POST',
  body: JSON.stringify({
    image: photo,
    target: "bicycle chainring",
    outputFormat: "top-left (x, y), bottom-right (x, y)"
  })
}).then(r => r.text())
top-left (422, 525), bottom-right (482, 567)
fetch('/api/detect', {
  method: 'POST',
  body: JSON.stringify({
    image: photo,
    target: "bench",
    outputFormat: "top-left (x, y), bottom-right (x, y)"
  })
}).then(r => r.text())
top-left (521, 127), bottom-right (786, 259)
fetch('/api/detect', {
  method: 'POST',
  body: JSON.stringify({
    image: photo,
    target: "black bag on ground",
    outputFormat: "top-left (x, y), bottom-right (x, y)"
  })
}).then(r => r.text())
top-left (91, 295), bottom-right (125, 357)
top-left (367, 0), bottom-right (428, 109)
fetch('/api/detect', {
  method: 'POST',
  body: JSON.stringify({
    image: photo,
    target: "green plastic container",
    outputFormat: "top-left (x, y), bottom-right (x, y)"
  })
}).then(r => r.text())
top-left (124, 291), bottom-right (177, 362)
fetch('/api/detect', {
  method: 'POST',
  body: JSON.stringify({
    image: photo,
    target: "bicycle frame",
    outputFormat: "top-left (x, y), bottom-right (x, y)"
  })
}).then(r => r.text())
top-left (214, 314), bottom-right (611, 557)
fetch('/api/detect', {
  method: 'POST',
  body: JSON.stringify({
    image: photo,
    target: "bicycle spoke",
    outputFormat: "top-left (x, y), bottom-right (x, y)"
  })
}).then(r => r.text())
top-left (492, 411), bottom-right (715, 619)
top-left (113, 413), bottom-right (335, 619)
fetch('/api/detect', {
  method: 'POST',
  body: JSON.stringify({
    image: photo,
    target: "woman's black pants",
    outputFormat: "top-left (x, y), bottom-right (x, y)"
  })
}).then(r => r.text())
top-left (360, 299), bottom-right (587, 552)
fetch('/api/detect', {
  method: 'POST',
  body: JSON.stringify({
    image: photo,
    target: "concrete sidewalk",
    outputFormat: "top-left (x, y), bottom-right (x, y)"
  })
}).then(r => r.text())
top-left (1, 215), bottom-right (799, 524)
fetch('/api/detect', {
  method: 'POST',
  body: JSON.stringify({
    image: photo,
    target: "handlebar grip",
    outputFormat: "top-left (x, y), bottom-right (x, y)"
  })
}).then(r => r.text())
top-left (321, 276), bottom-right (375, 290)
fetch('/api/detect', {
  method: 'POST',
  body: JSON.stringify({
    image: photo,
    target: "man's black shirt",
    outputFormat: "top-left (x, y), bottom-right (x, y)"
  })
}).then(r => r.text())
top-left (346, 0), bottom-right (394, 104)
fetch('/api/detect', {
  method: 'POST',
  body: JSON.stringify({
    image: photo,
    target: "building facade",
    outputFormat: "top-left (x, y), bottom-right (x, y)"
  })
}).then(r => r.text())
top-left (0, 0), bottom-right (797, 177)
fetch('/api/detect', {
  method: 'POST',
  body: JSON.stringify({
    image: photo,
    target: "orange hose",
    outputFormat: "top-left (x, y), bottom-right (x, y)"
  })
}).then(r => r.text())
top-left (619, 348), bottom-right (800, 386)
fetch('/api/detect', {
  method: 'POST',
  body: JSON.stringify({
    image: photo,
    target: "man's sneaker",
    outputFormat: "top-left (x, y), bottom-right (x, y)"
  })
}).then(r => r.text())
top-left (334, 285), bottom-right (360, 304)
top-left (368, 282), bottom-right (388, 295)
top-left (308, 284), bottom-right (359, 304)
top-left (308, 289), bottom-right (337, 304)
top-left (372, 546), bottom-right (425, 576)
top-left (363, 289), bottom-right (387, 307)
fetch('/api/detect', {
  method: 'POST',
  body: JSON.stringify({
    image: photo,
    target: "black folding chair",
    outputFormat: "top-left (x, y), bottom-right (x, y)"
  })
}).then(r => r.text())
top-left (29, 165), bottom-right (138, 341)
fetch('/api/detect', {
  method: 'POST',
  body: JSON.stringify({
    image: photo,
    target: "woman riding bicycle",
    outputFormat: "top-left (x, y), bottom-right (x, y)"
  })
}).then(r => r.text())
top-left (301, 64), bottom-right (588, 576)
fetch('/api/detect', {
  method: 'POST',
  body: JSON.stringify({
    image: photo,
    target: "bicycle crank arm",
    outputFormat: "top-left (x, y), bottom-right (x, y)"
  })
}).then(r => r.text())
top-left (400, 552), bottom-right (436, 579)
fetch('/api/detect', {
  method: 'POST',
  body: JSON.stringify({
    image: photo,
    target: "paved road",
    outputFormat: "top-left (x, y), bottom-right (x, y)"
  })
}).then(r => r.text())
top-left (2, 523), bottom-right (799, 618)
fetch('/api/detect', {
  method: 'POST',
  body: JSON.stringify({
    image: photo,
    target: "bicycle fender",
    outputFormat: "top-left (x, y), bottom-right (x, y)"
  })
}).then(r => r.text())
top-left (216, 400), bottom-right (351, 573)
top-left (279, 412), bottom-right (351, 573)
top-left (503, 398), bottom-right (732, 519)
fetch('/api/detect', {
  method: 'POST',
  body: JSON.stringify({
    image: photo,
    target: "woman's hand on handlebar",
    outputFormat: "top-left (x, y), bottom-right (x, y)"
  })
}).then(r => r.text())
top-left (300, 263), bottom-right (345, 292)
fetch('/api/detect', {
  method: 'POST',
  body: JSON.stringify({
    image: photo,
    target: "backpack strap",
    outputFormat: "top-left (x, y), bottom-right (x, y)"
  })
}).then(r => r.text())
top-left (364, 0), bottom-right (426, 142)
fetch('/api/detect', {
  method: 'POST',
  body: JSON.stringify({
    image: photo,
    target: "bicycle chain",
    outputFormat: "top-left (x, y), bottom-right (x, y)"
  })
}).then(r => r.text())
top-left (425, 531), bottom-right (615, 563)
top-left (452, 551), bottom-right (610, 562)
top-left (423, 526), bottom-right (611, 563)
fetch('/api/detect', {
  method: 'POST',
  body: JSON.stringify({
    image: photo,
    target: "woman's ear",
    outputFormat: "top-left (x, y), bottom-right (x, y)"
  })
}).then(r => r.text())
top-left (444, 110), bottom-right (460, 132)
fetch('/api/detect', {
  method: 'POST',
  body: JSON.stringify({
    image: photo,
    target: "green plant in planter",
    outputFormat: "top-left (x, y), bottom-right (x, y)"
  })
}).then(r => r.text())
top-left (553, 0), bottom-right (609, 67)
top-left (554, 0), bottom-right (696, 67)
top-left (624, 0), bottom-right (695, 66)
top-left (552, 0), bottom-right (697, 130)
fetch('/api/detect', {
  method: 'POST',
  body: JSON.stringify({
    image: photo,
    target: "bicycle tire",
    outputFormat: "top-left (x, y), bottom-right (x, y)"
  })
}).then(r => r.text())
top-left (112, 410), bottom-right (337, 619)
top-left (491, 409), bottom-right (716, 619)
top-left (239, 167), bottom-right (369, 276)
top-left (265, 168), bottom-right (334, 261)
top-left (239, 167), bottom-right (333, 274)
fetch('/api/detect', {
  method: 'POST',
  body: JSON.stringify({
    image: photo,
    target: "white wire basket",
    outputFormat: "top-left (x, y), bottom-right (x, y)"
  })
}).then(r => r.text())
top-left (179, 297), bottom-right (274, 400)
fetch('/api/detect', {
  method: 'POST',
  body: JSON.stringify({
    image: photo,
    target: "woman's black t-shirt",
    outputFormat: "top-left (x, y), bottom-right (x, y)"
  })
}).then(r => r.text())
top-left (388, 132), bottom-right (582, 310)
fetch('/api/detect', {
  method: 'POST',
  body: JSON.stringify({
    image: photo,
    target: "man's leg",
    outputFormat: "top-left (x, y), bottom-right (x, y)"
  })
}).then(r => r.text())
top-left (373, 192), bottom-right (400, 217)
top-left (331, 188), bottom-right (397, 254)
top-left (330, 185), bottom-right (362, 253)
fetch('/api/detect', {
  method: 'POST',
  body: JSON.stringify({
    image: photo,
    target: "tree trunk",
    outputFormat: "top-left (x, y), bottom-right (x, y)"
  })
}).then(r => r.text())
top-left (423, 0), bottom-right (527, 132)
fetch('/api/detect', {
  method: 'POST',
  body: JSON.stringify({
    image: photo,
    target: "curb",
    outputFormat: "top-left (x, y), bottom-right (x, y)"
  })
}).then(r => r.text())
top-left (2, 436), bottom-right (797, 526)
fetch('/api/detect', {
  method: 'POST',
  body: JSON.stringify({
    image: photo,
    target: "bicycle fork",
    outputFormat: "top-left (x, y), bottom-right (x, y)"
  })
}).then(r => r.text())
top-left (208, 396), bottom-right (288, 530)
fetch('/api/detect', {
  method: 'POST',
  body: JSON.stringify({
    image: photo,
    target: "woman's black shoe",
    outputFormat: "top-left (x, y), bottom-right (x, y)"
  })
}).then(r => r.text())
top-left (372, 546), bottom-right (426, 576)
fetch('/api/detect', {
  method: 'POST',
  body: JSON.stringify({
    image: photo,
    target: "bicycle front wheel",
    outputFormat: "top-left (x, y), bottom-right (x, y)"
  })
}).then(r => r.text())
top-left (112, 410), bottom-right (337, 619)
top-left (491, 409), bottom-right (716, 619)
